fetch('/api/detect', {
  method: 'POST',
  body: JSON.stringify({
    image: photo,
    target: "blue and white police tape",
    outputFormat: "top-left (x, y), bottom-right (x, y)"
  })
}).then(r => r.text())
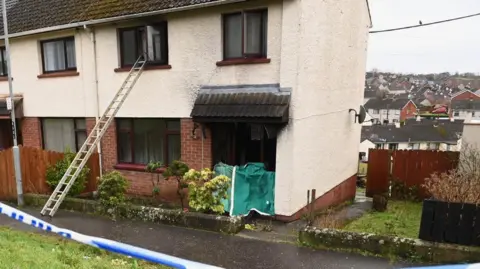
top-left (0, 202), bottom-right (224, 269)
top-left (403, 265), bottom-right (480, 269)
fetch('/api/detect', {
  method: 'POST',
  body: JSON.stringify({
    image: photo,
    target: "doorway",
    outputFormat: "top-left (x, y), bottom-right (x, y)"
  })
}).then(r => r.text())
top-left (211, 123), bottom-right (277, 171)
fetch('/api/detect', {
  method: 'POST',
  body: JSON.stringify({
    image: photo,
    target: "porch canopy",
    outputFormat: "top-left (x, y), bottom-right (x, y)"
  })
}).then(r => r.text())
top-left (190, 84), bottom-right (291, 124)
top-left (0, 94), bottom-right (23, 119)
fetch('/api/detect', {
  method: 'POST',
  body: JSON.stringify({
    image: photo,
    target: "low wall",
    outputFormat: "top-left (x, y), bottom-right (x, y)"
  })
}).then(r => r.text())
top-left (24, 194), bottom-right (244, 234)
top-left (299, 227), bottom-right (480, 264)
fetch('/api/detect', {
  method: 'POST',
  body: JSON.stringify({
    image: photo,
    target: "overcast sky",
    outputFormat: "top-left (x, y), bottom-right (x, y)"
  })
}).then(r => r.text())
top-left (367, 0), bottom-right (480, 74)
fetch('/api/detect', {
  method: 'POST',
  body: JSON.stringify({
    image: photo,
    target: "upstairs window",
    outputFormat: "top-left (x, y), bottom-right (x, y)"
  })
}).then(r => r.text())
top-left (0, 47), bottom-right (7, 76)
top-left (41, 37), bottom-right (76, 73)
top-left (118, 22), bottom-right (168, 67)
top-left (223, 9), bottom-right (268, 60)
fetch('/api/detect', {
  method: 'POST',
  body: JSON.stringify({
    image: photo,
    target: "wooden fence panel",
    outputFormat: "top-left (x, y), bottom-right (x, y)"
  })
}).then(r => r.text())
top-left (0, 146), bottom-right (100, 200)
top-left (367, 149), bottom-right (460, 200)
top-left (366, 149), bottom-right (390, 197)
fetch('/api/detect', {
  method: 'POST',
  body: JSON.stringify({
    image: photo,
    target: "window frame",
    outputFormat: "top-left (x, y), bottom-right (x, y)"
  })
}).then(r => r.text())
top-left (40, 36), bottom-right (77, 74)
top-left (0, 46), bottom-right (7, 76)
top-left (40, 118), bottom-right (87, 152)
top-left (118, 22), bottom-right (169, 68)
top-left (222, 9), bottom-right (268, 60)
top-left (115, 118), bottom-right (180, 166)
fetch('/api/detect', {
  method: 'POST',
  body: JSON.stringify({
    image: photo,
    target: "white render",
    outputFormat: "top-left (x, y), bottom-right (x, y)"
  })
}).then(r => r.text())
top-left (367, 108), bottom-right (401, 124)
top-left (360, 140), bottom-right (462, 154)
top-left (0, 0), bottom-right (371, 216)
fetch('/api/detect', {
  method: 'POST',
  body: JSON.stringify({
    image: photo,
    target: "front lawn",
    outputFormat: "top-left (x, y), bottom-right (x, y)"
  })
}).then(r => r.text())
top-left (343, 200), bottom-right (422, 239)
top-left (0, 227), bottom-right (171, 269)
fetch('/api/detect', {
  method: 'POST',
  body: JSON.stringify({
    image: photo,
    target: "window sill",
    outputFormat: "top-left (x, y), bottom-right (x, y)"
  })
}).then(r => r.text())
top-left (37, 71), bottom-right (80, 79)
top-left (114, 163), bottom-right (166, 173)
top-left (114, 65), bottom-right (172, 73)
top-left (216, 58), bottom-right (271, 66)
top-left (0, 76), bottom-right (12, 81)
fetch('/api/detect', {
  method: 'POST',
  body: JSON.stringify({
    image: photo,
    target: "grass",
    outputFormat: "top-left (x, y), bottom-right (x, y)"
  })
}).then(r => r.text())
top-left (0, 227), bottom-right (171, 269)
top-left (343, 200), bottom-right (422, 239)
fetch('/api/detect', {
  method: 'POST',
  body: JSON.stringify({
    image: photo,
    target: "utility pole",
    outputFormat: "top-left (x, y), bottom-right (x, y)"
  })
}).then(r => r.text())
top-left (2, 0), bottom-right (24, 206)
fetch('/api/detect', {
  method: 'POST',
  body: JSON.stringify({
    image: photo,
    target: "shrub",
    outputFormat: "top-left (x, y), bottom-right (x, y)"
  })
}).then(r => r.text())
top-left (97, 171), bottom-right (129, 211)
top-left (145, 161), bottom-right (163, 198)
top-left (184, 168), bottom-right (230, 214)
top-left (423, 143), bottom-right (480, 204)
top-left (45, 149), bottom-right (89, 196)
top-left (162, 160), bottom-right (190, 209)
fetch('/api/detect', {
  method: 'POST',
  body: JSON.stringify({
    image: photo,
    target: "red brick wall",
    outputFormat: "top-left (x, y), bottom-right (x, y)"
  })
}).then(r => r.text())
top-left (88, 118), bottom-right (211, 205)
top-left (400, 101), bottom-right (417, 121)
top-left (452, 91), bottom-right (480, 101)
top-left (275, 174), bottom-right (357, 222)
top-left (21, 117), bottom-right (42, 148)
top-left (180, 118), bottom-right (212, 170)
top-left (19, 117), bottom-right (211, 205)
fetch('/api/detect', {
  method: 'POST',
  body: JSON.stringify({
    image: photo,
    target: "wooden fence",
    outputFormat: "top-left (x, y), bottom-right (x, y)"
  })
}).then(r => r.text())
top-left (366, 149), bottom-right (460, 199)
top-left (0, 146), bottom-right (100, 199)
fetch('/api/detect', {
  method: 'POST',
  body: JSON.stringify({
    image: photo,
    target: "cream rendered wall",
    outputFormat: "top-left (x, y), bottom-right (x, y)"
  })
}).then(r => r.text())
top-left (0, 0), bottom-right (283, 117)
top-left (0, 29), bottom-right (98, 117)
top-left (94, 0), bottom-right (283, 118)
top-left (274, 0), bottom-right (371, 215)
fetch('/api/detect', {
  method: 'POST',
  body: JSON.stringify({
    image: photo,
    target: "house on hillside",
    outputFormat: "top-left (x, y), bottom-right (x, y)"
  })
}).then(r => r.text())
top-left (0, 0), bottom-right (372, 221)
top-left (364, 98), bottom-right (417, 125)
top-left (451, 89), bottom-right (480, 101)
top-left (359, 118), bottom-right (464, 160)
top-left (451, 99), bottom-right (480, 121)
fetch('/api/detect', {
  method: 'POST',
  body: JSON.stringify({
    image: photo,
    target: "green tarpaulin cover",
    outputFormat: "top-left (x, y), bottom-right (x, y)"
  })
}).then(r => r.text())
top-left (214, 162), bottom-right (275, 216)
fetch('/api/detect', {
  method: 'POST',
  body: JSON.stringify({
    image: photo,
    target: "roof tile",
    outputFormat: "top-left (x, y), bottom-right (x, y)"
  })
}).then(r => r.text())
top-left (0, 0), bottom-right (224, 35)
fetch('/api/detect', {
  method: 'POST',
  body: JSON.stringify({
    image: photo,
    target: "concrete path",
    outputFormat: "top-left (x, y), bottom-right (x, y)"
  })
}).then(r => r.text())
top-left (0, 207), bottom-right (419, 269)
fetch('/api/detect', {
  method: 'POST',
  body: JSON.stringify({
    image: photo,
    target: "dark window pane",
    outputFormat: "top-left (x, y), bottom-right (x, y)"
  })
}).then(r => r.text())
top-left (133, 119), bottom-right (165, 164)
top-left (118, 132), bottom-right (133, 163)
top-left (75, 119), bottom-right (86, 130)
top-left (0, 48), bottom-right (6, 76)
top-left (167, 134), bottom-right (181, 164)
top-left (167, 120), bottom-right (180, 131)
top-left (121, 29), bottom-right (138, 66)
top-left (262, 11), bottom-right (268, 56)
top-left (244, 12), bottom-right (263, 54)
top-left (224, 14), bottom-right (242, 59)
top-left (117, 119), bottom-right (132, 130)
top-left (76, 131), bottom-right (87, 151)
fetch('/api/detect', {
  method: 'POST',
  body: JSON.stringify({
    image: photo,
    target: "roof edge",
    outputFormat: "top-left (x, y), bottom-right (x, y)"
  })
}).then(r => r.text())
top-left (0, 0), bottom-right (247, 39)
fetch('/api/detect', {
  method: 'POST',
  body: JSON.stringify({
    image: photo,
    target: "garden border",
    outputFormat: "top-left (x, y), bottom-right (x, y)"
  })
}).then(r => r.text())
top-left (299, 227), bottom-right (480, 264)
top-left (23, 194), bottom-right (245, 234)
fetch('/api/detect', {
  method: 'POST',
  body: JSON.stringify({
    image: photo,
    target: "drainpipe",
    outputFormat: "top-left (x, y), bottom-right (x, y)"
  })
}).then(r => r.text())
top-left (88, 26), bottom-right (103, 178)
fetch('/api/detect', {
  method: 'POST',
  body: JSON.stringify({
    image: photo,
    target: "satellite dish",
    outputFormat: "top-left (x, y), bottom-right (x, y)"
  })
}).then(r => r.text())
top-left (349, 105), bottom-right (367, 124)
top-left (358, 105), bottom-right (367, 124)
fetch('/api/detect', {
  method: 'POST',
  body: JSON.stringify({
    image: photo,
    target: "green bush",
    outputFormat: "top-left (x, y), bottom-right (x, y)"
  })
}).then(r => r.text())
top-left (184, 168), bottom-right (230, 214)
top-left (45, 149), bottom-right (89, 197)
top-left (97, 171), bottom-right (129, 211)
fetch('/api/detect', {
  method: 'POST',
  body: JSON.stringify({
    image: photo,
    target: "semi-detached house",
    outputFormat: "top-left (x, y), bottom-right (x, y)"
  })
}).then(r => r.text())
top-left (0, 0), bottom-right (372, 220)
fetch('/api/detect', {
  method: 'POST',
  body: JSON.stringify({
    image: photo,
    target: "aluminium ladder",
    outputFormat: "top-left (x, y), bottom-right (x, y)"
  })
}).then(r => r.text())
top-left (41, 55), bottom-right (148, 217)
